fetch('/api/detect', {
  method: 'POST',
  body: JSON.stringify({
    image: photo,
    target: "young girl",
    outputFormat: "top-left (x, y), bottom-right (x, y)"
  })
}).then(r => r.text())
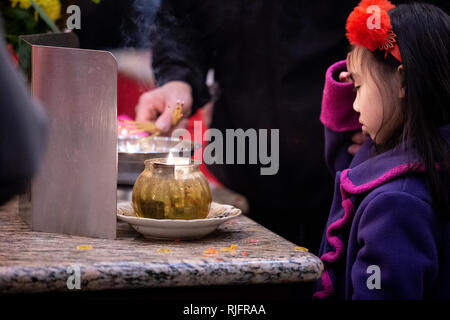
top-left (313, 0), bottom-right (450, 299)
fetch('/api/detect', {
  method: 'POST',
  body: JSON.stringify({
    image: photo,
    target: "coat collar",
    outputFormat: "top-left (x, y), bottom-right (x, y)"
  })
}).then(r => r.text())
top-left (341, 124), bottom-right (450, 195)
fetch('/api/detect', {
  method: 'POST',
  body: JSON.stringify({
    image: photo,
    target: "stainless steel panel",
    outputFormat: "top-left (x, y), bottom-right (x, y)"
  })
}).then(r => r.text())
top-left (29, 44), bottom-right (117, 239)
top-left (18, 33), bottom-right (80, 83)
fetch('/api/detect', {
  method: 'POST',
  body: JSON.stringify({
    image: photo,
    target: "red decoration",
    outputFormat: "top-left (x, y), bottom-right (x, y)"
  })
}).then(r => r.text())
top-left (346, 0), bottom-right (402, 62)
top-left (6, 44), bottom-right (19, 67)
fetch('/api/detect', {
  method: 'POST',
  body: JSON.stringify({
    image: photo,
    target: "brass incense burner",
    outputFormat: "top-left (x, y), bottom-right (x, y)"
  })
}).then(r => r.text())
top-left (132, 156), bottom-right (212, 220)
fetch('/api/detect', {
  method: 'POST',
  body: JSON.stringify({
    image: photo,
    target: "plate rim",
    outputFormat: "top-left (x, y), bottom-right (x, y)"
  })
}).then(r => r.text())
top-left (117, 207), bottom-right (242, 227)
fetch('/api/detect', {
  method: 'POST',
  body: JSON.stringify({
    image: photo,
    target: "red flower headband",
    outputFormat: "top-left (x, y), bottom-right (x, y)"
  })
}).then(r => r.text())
top-left (346, 0), bottom-right (402, 62)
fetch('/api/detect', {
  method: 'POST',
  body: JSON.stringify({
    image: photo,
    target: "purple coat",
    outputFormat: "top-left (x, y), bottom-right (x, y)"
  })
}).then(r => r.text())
top-left (313, 60), bottom-right (450, 300)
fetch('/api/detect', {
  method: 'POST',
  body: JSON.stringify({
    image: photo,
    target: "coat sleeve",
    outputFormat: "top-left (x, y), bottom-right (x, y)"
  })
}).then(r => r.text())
top-left (320, 60), bottom-right (361, 174)
top-left (0, 23), bottom-right (48, 204)
top-left (350, 192), bottom-right (439, 300)
top-left (150, 0), bottom-right (212, 114)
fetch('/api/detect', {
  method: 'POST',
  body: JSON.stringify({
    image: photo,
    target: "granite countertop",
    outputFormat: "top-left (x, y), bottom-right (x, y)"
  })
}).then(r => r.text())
top-left (0, 199), bottom-right (323, 294)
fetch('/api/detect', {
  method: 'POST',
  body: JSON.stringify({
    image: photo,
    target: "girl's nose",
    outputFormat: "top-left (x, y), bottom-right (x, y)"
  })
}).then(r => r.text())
top-left (353, 101), bottom-right (360, 113)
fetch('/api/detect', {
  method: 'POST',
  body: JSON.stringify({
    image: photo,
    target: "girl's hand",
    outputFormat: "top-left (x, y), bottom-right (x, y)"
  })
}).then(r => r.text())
top-left (348, 131), bottom-right (368, 155)
top-left (339, 71), bottom-right (352, 83)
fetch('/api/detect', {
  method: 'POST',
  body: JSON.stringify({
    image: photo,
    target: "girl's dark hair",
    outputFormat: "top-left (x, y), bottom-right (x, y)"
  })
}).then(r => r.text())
top-left (352, 3), bottom-right (450, 218)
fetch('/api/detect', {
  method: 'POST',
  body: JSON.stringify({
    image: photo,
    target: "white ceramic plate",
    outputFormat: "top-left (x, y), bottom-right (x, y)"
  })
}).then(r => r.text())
top-left (117, 202), bottom-right (242, 240)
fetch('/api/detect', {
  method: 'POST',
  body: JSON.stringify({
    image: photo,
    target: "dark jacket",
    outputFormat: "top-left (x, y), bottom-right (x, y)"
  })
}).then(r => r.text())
top-left (0, 22), bottom-right (48, 204)
top-left (150, 0), bottom-right (358, 249)
top-left (313, 60), bottom-right (450, 299)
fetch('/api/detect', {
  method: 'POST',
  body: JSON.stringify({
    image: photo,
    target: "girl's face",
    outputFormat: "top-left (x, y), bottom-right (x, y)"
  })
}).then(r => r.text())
top-left (349, 64), bottom-right (384, 141)
top-left (347, 48), bottom-right (404, 144)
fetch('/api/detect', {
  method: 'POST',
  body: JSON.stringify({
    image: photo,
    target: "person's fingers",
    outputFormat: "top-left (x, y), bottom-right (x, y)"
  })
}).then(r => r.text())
top-left (135, 104), bottom-right (153, 122)
top-left (339, 71), bottom-right (351, 82)
top-left (155, 107), bottom-right (174, 134)
top-left (167, 118), bottom-right (189, 136)
top-left (351, 131), bottom-right (368, 144)
top-left (134, 82), bottom-right (193, 129)
top-left (135, 103), bottom-right (159, 122)
top-left (134, 89), bottom-right (166, 121)
top-left (174, 118), bottom-right (189, 130)
top-left (348, 144), bottom-right (361, 155)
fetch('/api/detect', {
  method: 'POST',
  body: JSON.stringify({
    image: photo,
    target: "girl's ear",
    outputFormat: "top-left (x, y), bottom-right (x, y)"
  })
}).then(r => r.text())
top-left (397, 65), bottom-right (405, 99)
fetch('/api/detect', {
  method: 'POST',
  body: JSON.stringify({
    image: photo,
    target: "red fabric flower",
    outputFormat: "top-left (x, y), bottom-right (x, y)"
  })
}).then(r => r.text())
top-left (346, 0), bottom-right (401, 62)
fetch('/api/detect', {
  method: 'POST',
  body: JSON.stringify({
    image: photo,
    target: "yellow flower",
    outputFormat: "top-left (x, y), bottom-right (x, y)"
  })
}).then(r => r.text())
top-left (10, 0), bottom-right (61, 22)
top-left (35, 0), bottom-right (61, 22)
top-left (10, 0), bottom-right (32, 9)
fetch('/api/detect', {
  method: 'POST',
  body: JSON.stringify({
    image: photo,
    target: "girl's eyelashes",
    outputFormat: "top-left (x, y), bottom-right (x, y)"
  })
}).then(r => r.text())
top-left (353, 85), bottom-right (361, 92)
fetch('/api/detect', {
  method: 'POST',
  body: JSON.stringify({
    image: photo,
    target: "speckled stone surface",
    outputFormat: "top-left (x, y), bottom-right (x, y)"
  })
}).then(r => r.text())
top-left (0, 199), bottom-right (323, 294)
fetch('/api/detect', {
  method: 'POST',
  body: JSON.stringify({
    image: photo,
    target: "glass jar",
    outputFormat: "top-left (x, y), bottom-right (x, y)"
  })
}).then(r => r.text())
top-left (132, 158), bottom-right (212, 219)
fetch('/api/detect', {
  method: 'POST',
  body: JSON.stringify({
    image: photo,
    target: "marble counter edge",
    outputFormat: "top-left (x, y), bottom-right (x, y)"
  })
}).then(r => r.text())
top-left (0, 256), bottom-right (323, 294)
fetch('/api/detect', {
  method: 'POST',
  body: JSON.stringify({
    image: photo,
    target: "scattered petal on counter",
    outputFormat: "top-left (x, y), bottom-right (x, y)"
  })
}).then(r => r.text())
top-left (243, 252), bottom-right (247, 256)
top-left (156, 248), bottom-right (172, 253)
top-left (76, 245), bottom-right (92, 250)
top-left (220, 244), bottom-right (238, 252)
top-left (203, 248), bottom-right (219, 255)
top-left (294, 246), bottom-right (309, 252)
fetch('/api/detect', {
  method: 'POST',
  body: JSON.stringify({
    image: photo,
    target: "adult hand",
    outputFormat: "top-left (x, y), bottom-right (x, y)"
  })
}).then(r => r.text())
top-left (135, 81), bottom-right (193, 134)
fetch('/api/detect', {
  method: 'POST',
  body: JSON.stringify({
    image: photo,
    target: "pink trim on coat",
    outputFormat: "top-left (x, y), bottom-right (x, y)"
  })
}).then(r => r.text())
top-left (313, 163), bottom-right (426, 299)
